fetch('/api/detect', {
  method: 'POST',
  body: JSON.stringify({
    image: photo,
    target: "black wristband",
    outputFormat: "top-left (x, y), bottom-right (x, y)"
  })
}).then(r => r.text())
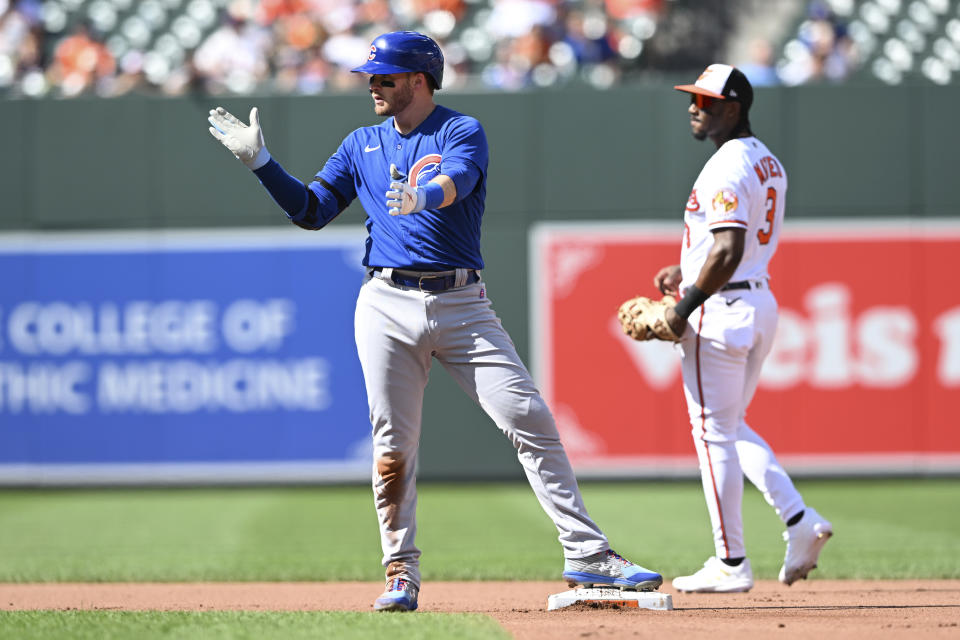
top-left (673, 285), bottom-right (709, 319)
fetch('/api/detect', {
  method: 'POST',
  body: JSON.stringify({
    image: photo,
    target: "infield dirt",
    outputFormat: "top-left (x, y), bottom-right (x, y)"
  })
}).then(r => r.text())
top-left (2, 580), bottom-right (958, 639)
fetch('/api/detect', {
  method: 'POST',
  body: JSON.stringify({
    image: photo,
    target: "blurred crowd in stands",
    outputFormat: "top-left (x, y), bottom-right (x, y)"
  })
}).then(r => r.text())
top-left (0, 0), bottom-right (864, 98)
top-left (773, 0), bottom-right (858, 85)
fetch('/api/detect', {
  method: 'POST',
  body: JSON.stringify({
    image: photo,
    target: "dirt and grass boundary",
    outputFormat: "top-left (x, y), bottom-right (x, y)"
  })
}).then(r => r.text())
top-left (3, 580), bottom-right (959, 639)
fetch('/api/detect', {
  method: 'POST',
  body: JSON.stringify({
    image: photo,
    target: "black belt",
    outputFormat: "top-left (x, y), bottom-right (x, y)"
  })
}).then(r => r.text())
top-left (721, 279), bottom-right (765, 291)
top-left (372, 269), bottom-right (479, 292)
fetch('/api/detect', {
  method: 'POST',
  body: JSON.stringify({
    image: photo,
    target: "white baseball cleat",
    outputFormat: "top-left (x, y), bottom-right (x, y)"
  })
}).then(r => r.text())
top-left (779, 507), bottom-right (833, 586)
top-left (671, 556), bottom-right (754, 593)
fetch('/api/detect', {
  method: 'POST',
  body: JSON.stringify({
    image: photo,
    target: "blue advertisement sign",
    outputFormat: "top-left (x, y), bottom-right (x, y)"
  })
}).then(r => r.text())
top-left (0, 229), bottom-right (372, 484)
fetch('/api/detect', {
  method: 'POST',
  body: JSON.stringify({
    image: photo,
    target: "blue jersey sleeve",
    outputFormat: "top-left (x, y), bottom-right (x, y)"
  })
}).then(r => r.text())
top-left (291, 138), bottom-right (357, 230)
top-left (316, 137), bottom-right (359, 206)
top-left (253, 153), bottom-right (354, 230)
top-left (439, 116), bottom-right (487, 202)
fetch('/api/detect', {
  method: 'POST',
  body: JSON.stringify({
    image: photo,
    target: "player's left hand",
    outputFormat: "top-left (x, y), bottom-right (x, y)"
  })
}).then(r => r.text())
top-left (386, 164), bottom-right (425, 216)
top-left (617, 294), bottom-right (683, 342)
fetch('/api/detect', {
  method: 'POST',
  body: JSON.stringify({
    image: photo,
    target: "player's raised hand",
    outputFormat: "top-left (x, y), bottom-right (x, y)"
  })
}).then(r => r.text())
top-left (386, 163), bottom-right (425, 216)
top-left (654, 264), bottom-right (682, 296)
top-left (208, 106), bottom-right (271, 170)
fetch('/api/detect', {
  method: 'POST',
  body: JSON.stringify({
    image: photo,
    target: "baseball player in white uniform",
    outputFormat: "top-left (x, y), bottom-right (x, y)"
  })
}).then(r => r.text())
top-left (653, 65), bottom-right (834, 592)
top-left (207, 31), bottom-right (662, 612)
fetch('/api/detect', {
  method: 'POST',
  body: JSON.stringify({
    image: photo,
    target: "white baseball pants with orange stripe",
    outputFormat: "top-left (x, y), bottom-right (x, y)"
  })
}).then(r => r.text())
top-left (679, 286), bottom-right (805, 559)
top-left (354, 275), bottom-right (609, 587)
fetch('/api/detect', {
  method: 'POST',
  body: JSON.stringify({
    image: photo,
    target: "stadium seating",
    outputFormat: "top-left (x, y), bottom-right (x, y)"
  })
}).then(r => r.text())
top-left (5, 0), bottom-right (956, 97)
top-left (777, 0), bottom-right (960, 84)
top-left (8, 0), bottom-right (730, 95)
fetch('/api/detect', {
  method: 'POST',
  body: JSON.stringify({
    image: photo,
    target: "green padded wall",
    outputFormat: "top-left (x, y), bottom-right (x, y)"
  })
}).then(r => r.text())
top-left (1, 84), bottom-right (957, 479)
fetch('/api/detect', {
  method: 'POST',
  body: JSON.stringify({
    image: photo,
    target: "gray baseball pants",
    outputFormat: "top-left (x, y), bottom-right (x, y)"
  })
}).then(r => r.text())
top-left (354, 273), bottom-right (608, 587)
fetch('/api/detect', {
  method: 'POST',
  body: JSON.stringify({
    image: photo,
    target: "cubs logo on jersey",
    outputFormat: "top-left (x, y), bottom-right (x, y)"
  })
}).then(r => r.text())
top-left (409, 154), bottom-right (442, 187)
top-left (712, 189), bottom-right (738, 213)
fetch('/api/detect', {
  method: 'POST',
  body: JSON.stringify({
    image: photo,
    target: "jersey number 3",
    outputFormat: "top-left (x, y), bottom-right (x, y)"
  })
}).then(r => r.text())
top-left (757, 187), bottom-right (776, 245)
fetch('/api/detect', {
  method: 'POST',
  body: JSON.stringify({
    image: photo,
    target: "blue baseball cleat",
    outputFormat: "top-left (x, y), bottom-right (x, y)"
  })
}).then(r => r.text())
top-left (374, 577), bottom-right (419, 612)
top-left (563, 549), bottom-right (663, 591)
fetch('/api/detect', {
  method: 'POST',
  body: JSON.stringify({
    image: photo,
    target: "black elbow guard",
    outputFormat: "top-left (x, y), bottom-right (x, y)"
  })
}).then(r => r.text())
top-left (292, 190), bottom-right (321, 230)
top-left (293, 178), bottom-right (348, 230)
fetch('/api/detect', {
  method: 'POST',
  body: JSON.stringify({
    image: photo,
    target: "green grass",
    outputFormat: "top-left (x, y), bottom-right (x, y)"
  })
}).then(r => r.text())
top-left (0, 479), bottom-right (958, 583)
top-left (2, 479), bottom-right (957, 639)
top-left (0, 611), bottom-right (510, 640)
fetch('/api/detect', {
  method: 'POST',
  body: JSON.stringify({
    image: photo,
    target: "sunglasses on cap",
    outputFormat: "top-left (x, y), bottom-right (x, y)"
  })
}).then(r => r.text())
top-left (690, 93), bottom-right (721, 110)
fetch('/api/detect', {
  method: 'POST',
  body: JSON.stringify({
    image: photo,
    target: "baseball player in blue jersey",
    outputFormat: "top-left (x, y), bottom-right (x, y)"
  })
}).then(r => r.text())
top-left (207, 31), bottom-right (662, 612)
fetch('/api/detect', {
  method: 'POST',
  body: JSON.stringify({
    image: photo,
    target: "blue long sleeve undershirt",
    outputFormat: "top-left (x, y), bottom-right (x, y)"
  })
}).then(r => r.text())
top-left (253, 159), bottom-right (344, 230)
top-left (253, 159), bottom-right (307, 215)
top-left (253, 156), bottom-right (482, 230)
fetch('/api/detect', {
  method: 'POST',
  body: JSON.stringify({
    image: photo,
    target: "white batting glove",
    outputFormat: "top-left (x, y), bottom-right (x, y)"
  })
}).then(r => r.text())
top-left (208, 106), bottom-right (271, 170)
top-left (386, 163), bottom-right (425, 216)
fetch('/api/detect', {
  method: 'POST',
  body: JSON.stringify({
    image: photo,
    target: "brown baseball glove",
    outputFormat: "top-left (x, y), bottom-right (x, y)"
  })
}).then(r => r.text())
top-left (617, 294), bottom-right (682, 342)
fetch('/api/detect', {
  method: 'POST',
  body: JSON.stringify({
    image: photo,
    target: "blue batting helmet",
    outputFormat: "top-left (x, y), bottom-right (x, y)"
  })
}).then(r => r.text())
top-left (352, 31), bottom-right (444, 90)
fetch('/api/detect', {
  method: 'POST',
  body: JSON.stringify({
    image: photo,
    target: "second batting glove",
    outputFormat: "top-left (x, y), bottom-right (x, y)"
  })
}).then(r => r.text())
top-left (386, 163), bottom-right (425, 216)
